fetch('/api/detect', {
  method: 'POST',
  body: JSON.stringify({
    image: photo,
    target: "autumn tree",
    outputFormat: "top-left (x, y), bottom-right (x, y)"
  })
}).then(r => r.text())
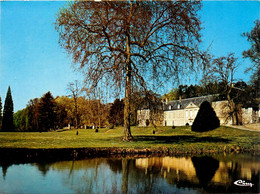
top-left (56, 1), bottom-right (203, 141)
top-left (2, 86), bottom-right (14, 131)
top-left (26, 98), bottom-right (40, 131)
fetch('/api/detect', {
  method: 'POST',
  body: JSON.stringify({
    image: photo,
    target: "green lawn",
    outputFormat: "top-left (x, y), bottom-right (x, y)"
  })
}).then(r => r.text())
top-left (0, 126), bottom-right (259, 153)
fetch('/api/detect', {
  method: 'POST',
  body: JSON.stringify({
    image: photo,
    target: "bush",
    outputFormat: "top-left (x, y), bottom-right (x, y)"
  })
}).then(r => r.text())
top-left (186, 123), bottom-right (189, 126)
top-left (172, 126), bottom-right (175, 129)
top-left (145, 119), bottom-right (150, 127)
top-left (191, 101), bottom-right (220, 132)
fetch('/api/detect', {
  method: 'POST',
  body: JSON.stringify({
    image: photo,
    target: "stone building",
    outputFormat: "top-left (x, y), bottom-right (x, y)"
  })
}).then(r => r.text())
top-left (137, 95), bottom-right (259, 127)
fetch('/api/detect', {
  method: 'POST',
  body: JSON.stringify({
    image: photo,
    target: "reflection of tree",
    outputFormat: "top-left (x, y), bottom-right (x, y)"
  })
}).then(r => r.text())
top-left (107, 159), bottom-right (157, 193)
top-left (107, 159), bottom-right (122, 173)
top-left (34, 162), bottom-right (52, 176)
top-left (191, 156), bottom-right (219, 187)
top-left (1, 164), bottom-right (10, 179)
top-left (121, 159), bottom-right (129, 194)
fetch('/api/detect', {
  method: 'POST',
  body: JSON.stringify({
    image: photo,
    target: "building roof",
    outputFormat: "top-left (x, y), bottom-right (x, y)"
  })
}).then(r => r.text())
top-left (164, 95), bottom-right (218, 111)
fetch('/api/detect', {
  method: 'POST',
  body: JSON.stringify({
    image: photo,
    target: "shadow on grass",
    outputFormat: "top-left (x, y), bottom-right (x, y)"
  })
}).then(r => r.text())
top-left (134, 135), bottom-right (230, 144)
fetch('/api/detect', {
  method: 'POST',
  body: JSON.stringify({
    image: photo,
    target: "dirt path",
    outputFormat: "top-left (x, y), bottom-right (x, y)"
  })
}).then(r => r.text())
top-left (229, 123), bottom-right (260, 132)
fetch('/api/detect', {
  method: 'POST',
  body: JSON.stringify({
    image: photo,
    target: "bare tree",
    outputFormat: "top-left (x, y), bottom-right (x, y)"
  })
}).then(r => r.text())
top-left (56, 1), bottom-right (203, 141)
top-left (67, 80), bottom-right (81, 129)
top-left (205, 53), bottom-right (242, 125)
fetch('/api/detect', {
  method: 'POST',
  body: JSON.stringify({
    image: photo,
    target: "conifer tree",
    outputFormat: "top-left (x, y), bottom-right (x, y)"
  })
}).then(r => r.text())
top-left (2, 86), bottom-right (14, 131)
top-left (191, 101), bottom-right (220, 132)
top-left (38, 91), bottom-right (56, 131)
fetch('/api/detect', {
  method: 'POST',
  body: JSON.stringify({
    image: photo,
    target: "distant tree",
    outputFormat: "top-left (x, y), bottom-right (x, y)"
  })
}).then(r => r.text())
top-left (54, 101), bottom-right (68, 129)
top-left (56, 1), bottom-right (203, 141)
top-left (143, 90), bottom-right (162, 128)
top-left (108, 99), bottom-right (124, 127)
top-left (67, 80), bottom-right (81, 129)
top-left (14, 109), bottom-right (28, 131)
top-left (249, 67), bottom-right (260, 99)
top-left (55, 96), bottom-right (74, 126)
top-left (2, 86), bottom-right (14, 131)
top-left (130, 89), bottom-right (146, 126)
top-left (242, 20), bottom-right (260, 72)
top-left (26, 98), bottom-right (40, 131)
top-left (191, 101), bottom-right (220, 132)
top-left (162, 88), bottom-right (179, 101)
top-left (38, 92), bottom-right (56, 131)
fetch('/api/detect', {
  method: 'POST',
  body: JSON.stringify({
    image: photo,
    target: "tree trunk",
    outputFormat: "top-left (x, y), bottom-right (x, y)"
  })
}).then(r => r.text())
top-left (123, 34), bottom-right (133, 141)
top-left (74, 98), bottom-right (78, 129)
top-left (123, 62), bottom-right (133, 141)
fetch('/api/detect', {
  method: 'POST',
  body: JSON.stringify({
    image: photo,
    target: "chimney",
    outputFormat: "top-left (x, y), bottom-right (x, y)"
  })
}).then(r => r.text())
top-left (179, 96), bottom-right (182, 101)
top-left (166, 98), bottom-right (169, 104)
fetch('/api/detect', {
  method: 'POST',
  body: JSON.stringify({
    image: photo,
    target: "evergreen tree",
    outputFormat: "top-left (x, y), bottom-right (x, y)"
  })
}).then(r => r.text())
top-left (191, 101), bottom-right (220, 132)
top-left (108, 99), bottom-right (124, 127)
top-left (38, 92), bottom-right (56, 131)
top-left (2, 86), bottom-right (14, 131)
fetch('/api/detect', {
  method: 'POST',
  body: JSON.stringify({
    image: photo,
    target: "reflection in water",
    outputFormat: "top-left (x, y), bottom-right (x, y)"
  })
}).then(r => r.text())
top-left (191, 156), bottom-right (219, 186)
top-left (0, 154), bottom-right (259, 193)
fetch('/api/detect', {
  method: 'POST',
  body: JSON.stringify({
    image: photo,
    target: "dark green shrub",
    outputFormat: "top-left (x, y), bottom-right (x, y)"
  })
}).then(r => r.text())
top-left (172, 126), bottom-right (175, 129)
top-left (145, 119), bottom-right (150, 127)
top-left (191, 101), bottom-right (220, 132)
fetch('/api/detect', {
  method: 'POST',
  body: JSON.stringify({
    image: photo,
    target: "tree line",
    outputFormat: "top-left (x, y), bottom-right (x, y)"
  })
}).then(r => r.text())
top-left (0, 77), bottom-right (258, 132)
top-left (13, 92), bottom-right (111, 132)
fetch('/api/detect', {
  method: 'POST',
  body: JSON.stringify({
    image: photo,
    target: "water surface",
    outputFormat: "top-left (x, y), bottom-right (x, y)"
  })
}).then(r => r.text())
top-left (0, 154), bottom-right (259, 193)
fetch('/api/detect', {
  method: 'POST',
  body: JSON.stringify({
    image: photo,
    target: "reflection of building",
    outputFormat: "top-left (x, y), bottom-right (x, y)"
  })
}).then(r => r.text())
top-left (135, 155), bottom-right (260, 187)
top-left (137, 95), bottom-right (259, 127)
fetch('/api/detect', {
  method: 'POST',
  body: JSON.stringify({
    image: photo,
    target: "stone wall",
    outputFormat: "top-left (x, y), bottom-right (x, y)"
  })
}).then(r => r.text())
top-left (212, 101), bottom-right (232, 125)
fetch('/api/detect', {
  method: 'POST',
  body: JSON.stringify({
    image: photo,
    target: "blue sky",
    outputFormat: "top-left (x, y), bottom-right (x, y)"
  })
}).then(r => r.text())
top-left (0, 1), bottom-right (259, 112)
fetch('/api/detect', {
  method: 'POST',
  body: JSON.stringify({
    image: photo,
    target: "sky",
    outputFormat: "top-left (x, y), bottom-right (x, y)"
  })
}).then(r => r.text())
top-left (0, 1), bottom-right (259, 112)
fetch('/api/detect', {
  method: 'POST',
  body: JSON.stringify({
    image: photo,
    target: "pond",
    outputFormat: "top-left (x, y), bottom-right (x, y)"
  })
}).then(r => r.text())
top-left (0, 153), bottom-right (259, 193)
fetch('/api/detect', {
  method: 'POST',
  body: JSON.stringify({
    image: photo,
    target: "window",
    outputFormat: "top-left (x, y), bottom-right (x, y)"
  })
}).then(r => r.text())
top-left (190, 110), bottom-right (193, 117)
top-left (186, 110), bottom-right (188, 118)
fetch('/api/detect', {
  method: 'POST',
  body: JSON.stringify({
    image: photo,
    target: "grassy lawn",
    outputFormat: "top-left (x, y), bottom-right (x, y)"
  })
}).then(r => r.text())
top-left (0, 126), bottom-right (259, 152)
